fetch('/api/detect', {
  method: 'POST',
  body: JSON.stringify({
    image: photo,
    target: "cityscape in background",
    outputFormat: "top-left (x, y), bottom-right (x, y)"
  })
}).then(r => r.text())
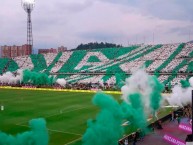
top-left (0, 45), bottom-right (67, 58)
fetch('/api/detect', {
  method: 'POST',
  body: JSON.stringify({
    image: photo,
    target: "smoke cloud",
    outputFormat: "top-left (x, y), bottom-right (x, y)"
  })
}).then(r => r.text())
top-left (56, 78), bottom-right (67, 87)
top-left (0, 70), bottom-right (23, 84)
top-left (149, 76), bottom-right (164, 112)
top-left (0, 69), bottom-right (67, 87)
top-left (22, 69), bottom-right (55, 86)
top-left (121, 93), bottom-right (147, 130)
top-left (0, 118), bottom-right (49, 145)
top-left (121, 69), bottom-right (163, 115)
top-left (82, 93), bottom-right (124, 145)
top-left (120, 69), bottom-right (163, 131)
top-left (189, 77), bottom-right (193, 87)
top-left (180, 79), bottom-right (190, 88)
top-left (166, 77), bottom-right (193, 107)
top-left (83, 69), bottom-right (164, 144)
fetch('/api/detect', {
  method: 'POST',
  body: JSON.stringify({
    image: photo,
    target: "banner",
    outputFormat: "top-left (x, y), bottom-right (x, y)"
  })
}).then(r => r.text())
top-left (163, 134), bottom-right (186, 145)
top-left (179, 123), bottom-right (192, 133)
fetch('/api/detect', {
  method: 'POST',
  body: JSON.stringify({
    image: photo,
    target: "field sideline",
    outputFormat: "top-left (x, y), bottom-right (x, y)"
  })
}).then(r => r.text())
top-left (0, 88), bottom-right (171, 145)
top-left (0, 86), bottom-right (122, 94)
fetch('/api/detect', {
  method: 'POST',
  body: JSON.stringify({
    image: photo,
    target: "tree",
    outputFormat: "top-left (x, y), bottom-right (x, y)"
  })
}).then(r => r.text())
top-left (75, 42), bottom-right (122, 50)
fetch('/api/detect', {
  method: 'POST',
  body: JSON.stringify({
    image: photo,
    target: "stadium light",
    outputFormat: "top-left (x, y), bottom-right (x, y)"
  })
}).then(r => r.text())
top-left (21, 0), bottom-right (35, 50)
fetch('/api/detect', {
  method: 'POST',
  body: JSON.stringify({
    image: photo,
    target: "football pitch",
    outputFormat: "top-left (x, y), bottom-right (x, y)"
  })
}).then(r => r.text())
top-left (0, 88), bottom-right (171, 145)
top-left (0, 88), bottom-right (122, 145)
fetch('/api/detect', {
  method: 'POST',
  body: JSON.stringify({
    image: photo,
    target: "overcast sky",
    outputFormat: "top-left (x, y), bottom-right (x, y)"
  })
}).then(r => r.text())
top-left (1, 0), bottom-right (193, 50)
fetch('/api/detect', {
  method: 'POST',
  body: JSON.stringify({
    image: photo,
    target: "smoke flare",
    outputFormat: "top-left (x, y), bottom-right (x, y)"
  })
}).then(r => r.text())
top-left (82, 93), bottom-right (124, 145)
top-left (0, 118), bottom-right (49, 145)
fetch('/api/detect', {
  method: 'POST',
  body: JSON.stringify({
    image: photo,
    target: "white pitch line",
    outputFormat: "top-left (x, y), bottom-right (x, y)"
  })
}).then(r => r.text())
top-left (16, 124), bottom-right (82, 136)
top-left (64, 137), bottom-right (82, 145)
top-left (45, 106), bottom-right (92, 119)
top-left (16, 105), bottom-right (92, 125)
top-left (16, 124), bottom-right (28, 128)
top-left (49, 129), bottom-right (82, 136)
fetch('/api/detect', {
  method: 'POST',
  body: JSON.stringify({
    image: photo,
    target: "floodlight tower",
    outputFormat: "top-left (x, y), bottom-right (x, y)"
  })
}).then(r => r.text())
top-left (21, 0), bottom-right (35, 50)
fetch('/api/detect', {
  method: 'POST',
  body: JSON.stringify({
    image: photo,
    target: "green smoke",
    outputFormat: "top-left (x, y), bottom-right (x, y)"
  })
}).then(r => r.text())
top-left (83, 69), bottom-right (165, 144)
top-left (0, 118), bottom-right (49, 145)
top-left (149, 76), bottom-right (164, 112)
top-left (22, 69), bottom-right (55, 86)
top-left (168, 81), bottom-right (172, 91)
top-left (180, 79), bottom-right (190, 88)
top-left (124, 93), bottom-right (147, 130)
top-left (121, 70), bottom-right (164, 129)
top-left (82, 93), bottom-right (149, 145)
top-left (82, 93), bottom-right (123, 145)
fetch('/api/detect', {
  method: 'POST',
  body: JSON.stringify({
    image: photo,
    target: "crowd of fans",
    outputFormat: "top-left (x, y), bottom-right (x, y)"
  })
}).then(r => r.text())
top-left (50, 52), bottom-right (73, 73)
top-left (1, 43), bottom-right (193, 89)
top-left (13, 56), bottom-right (33, 70)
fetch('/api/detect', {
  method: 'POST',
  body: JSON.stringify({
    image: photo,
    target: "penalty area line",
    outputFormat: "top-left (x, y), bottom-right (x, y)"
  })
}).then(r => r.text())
top-left (64, 137), bottom-right (82, 145)
top-left (16, 105), bottom-right (92, 126)
top-left (49, 129), bottom-right (82, 136)
top-left (45, 105), bottom-right (92, 119)
top-left (15, 124), bottom-right (82, 136)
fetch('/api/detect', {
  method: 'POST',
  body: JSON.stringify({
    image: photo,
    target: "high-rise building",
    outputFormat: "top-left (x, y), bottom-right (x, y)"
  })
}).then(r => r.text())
top-left (58, 46), bottom-right (67, 52)
top-left (38, 48), bottom-right (57, 54)
top-left (38, 46), bottom-right (67, 54)
top-left (1, 44), bottom-right (32, 58)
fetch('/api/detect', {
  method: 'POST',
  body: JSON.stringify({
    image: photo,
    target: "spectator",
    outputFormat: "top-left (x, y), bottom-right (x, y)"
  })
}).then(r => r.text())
top-left (157, 121), bottom-right (163, 129)
top-left (170, 111), bottom-right (174, 122)
top-left (124, 138), bottom-right (128, 145)
top-left (138, 129), bottom-right (145, 141)
top-left (176, 114), bottom-right (181, 125)
top-left (132, 131), bottom-right (139, 145)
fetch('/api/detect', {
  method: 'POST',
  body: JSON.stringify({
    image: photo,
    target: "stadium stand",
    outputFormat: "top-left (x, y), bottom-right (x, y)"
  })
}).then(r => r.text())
top-left (44, 52), bottom-right (62, 73)
top-left (43, 53), bottom-right (58, 68)
top-left (30, 54), bottom-right (47, 72)
top-left (1, 42), bottom-right (193, 89)
top-left (51, 51), bottom-right (73, 73)
top-left (0, 58), bottom-right (9, 74)
top-left (6, 59), bottom-right (19, 72)
top-left (13, 55), bottom-right (34, 70)
top-left (0, 58), bottom-right (18, 74)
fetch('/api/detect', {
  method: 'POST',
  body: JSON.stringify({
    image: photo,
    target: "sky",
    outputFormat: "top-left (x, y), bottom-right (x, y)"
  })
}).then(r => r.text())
top-left (0, 0), bottom-right (193, 50)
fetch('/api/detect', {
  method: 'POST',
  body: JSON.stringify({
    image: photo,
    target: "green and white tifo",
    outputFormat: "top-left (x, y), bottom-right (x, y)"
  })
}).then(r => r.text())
top-left (0, 43), bottom-right (193, 85)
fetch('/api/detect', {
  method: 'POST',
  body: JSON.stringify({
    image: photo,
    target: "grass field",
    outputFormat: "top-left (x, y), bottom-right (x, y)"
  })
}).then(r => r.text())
top-left (0, 88), bottom-right (122, 145)
top-left (0, 88), bottom-right (171, 145)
